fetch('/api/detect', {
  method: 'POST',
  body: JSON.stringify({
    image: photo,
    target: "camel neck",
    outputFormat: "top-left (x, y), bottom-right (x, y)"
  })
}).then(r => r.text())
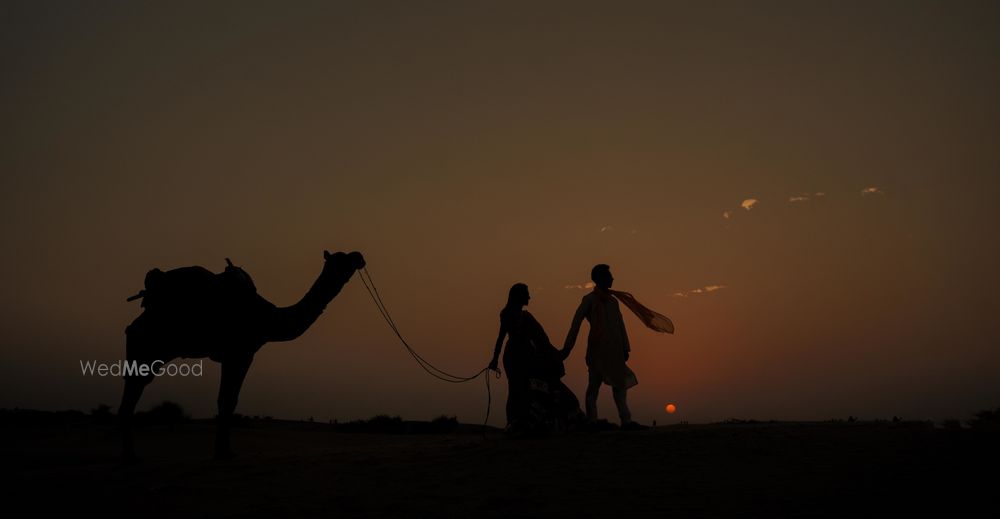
top-left (295, 264), bottom-right (343, 311)
top-left (264, 261), bottom-right (352, 342)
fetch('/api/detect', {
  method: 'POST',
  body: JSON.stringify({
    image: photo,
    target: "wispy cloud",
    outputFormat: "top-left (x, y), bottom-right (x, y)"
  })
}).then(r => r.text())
top-left (722, 198), bottom-right (758, 221)
top-left (598, 225), bottom-right (639, 235)
top-left (564, 282), bottom-right (596, 290)
top-left (861, 186), bottom-right (884, 196)
top-left (673, 284), bottom-right (728, 297)
top-left (789, 191), bottom-right (828, 203)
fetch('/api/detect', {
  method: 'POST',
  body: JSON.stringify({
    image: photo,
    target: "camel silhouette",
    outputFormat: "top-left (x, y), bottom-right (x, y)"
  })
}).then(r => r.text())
top-left (118, 250), bottom-right (365, 461)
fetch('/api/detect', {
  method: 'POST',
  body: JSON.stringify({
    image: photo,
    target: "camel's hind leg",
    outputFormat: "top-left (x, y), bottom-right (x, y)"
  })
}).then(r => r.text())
top-left (214, 355), bottom-right (253, 460)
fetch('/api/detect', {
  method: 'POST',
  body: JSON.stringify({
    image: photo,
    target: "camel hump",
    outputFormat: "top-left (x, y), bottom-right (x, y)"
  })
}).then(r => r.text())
top-left (136, 263), bottom-right (258, 314)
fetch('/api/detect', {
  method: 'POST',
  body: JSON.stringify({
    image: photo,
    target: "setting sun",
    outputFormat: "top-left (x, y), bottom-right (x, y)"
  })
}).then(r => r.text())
top-left (666, 404), bottom-right (677, 414)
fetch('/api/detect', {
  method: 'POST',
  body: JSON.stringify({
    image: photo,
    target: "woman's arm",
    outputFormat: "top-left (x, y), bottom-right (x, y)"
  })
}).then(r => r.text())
top-left (490, 323), bottom-right (506, 371)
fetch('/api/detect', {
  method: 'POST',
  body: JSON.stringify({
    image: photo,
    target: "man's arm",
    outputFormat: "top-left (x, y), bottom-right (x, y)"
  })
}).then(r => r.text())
top-left (618, 319), bottom-right (632, 360)
top-left (619, 310), bottom-right (631, 361)
top-left (561, 297), bottom-right (590, 359)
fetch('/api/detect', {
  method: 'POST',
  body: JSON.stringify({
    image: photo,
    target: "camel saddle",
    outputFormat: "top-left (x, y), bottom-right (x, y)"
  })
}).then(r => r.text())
top-left (127, 258), bottom-right (258, 313)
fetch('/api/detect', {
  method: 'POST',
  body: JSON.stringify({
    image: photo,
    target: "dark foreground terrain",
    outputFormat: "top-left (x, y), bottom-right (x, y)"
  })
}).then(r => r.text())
top-left (5, 413), bottom-right (996, 517)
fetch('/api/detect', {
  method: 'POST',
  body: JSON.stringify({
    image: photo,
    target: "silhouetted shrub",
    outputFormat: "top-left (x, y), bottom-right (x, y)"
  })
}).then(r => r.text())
top-left (431, 415), bottom-right (459, 432)
top-left (90, 404), bottom-right (115, 424)
top-left (940, 419), bottom-right (963, 430)
top-left (968, 408), bottom-right (1000, 432)
top-left (368, 414), bottom-right (404, 432)
top-left (137, 401), bottom-right (189, 425)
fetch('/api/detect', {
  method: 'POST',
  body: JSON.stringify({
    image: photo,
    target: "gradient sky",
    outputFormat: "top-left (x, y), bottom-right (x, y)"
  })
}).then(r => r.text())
top-left (2, 1), bottom-right (998, 425)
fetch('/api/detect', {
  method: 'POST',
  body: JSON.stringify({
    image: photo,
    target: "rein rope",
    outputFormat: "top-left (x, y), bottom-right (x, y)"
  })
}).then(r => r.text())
top-left (356, 266), bottom-right (499, 432)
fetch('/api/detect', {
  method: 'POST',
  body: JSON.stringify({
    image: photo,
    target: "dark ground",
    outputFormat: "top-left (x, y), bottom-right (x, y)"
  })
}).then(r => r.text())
top-left (4, 413), bottom-right (996, 517)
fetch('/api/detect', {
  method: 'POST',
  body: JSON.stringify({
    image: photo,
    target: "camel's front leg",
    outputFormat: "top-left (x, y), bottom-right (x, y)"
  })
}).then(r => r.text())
top-left (215, 355), bottom-right (253, 460)
top-left (119, 374), bottom-right (153, 463)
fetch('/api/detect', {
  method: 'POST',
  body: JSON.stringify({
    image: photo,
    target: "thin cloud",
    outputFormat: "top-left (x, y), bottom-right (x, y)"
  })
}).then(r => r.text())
top-left (564, 282), bottom-right (596, 290)
top-left (599, 225), bottom-right (615, 233)
top-left (790, 191), bottom-right (826, 203)
top-left (861, 187), bottom-right (884, 196)
top-left (723, 199), bottom-right (756, 220)
top-left (674, 284), bottom-right (728, 297)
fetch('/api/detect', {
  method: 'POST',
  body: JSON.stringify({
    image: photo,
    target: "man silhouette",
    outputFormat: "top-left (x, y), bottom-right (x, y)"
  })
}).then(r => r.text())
top-left (561, 264), bottom-right (648, 430)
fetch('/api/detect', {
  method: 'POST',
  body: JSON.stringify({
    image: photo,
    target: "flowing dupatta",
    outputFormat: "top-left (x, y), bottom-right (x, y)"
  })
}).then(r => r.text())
top-left (599, 289), bottom-right (675, 334)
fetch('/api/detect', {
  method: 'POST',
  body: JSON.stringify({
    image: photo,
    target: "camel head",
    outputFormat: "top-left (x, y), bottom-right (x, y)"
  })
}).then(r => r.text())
top-left (323, 250), bottom-right (366, 273)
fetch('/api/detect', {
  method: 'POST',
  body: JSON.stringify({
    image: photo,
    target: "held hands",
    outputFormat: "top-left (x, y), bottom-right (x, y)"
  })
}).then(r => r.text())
top-left (488, 358), bottom-right (500, 373)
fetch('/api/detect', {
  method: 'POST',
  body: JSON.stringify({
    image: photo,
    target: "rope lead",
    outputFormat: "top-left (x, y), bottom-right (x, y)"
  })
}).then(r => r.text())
top-left (357, 266), bottom-right (496, 431)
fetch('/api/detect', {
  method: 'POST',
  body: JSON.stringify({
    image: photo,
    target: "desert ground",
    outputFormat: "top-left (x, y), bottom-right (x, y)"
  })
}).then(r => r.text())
top-left (5, 411), bottom-right (995, 518)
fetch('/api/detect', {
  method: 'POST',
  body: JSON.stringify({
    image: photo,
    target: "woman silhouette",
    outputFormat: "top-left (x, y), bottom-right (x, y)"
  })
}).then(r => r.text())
top-left (490, 283), bottom-right (582, 433)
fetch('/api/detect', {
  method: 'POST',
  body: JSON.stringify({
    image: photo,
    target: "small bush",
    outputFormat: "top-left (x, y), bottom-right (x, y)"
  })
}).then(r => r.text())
top-left (137, 401), bottom-right (189, 425)
top-left (430, 415), bottom-right (459, 432)
top-left (90, 404), bottom-right (115, 424)
top-left (940, 419), bottom-right (963, 430)
top-left (968, 407), bottom-right (1000, 432)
